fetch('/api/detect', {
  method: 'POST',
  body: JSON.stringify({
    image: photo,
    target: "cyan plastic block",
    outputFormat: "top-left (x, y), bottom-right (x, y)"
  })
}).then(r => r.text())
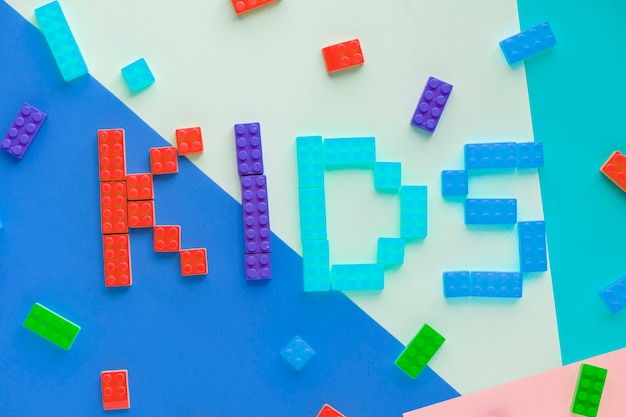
top-left (298, 188), bottom-right (327, 240)
top-left (302, 239), bottom-right (330, 292)
top-left (376, 237), bottom-right (405, 267)
top-left (400, 186), bottom-right (427, 239)
top-left (374, 162), bottom-right (401, 193)
top-left (465, 198), bottom-right (517, 225)
top-left (331, 264), bottom-right (384, 291)
top-left (464, 142), bottom-right (517, 170)
top-left (281, 335), bottom-right (315, 371)
top-left (441, 170), bottom-right (468, 197)
top-left (518, 221), bottom-right (547, 272)
top-left (500, 22), bottom-right (556, 65)
top-left (517, 142), bottom-right (544, 168)
top-left (296, 136), bottom-right (324, 189)
top-left (599, 276), bottom-right (626, 314)
top-left (443, 271), bottom-right (470, 297)
top-left (121, 58), bottom-right (155, 94)
top-left (470, 271), bottom-right (523, 298)
top-left (323, 137), bottom-right (376, 169)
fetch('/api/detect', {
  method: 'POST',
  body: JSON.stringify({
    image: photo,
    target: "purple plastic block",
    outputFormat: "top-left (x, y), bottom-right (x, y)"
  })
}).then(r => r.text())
top-left (410, 77), bottom-right (453, 133)
top-left (241, 175), bottom-right (271, 253)
top-left (244, 253), bottom-right (272, 280)
top-left (234, 122), bottom-right (263, 176)
top-left (2, 103), bottom-right (47, 159)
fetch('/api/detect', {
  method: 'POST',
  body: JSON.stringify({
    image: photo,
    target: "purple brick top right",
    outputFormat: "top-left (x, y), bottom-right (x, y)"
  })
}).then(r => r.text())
top-left (410, 77), bottom-right (453, 133)
top-left (234, 122), bottom-right (264, 176)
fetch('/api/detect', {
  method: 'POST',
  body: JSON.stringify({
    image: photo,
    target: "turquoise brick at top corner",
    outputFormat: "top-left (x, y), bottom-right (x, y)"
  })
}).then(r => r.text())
top-left (122, 58), bottom-right (155, 94)
top-left (323, 137), bottom-right (376, 168)
top-left (302, 239), bottom-right (331, 292)
top-left (400, 186), bottom-right (427, 239)
top-left (374, 162), bottom-right (401, 192)
top-left (296, 136), bottom-right (324, 189)
top-left (331, 264), bottom-right (384, 291)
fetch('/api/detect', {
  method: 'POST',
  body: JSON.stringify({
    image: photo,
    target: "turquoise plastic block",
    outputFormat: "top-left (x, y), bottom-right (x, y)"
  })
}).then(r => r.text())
top-left (35, 1), bottom-right (88, 82)
top-left (376, 237), bottom-right (405, 267)
top-left (331, 264), bottom-right (384, 291)
top-left (323, 137), bottom-right (376, 169)
top-left (374, 162), bottom-right (401, 193)
top-left (121, 58), bottom-right (155, 94)
top-left (400, 186), bottom-right (427, 239)
top-left (298, 188), bottom-right (327, 240)
top-left (296, 136), bottom-right (324, 189)
top-left (302, 240), bottom-right (330, 292)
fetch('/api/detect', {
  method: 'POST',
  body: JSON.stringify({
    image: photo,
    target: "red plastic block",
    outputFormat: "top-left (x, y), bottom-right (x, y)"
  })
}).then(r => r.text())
top-left (601, 150), bottom-right (626, 192)
top-left (150, 146), bottom-right (178, 175)
top-left (101, 369), bottom-right (130, 410)
top-left (100, 181), bottom-right (128, 234)
top-left (126, 173), bottom-right (154, 200)
top-left (321, 39), bottom-right (364, 73)
top-left (231, 0), bottom-right (277, 15)
top-left (176, 127), bottom-right (204, 156)
top-left (154, 225), bottom-right (181, 252)
top-left (128, 200), bottom-right (155, 228)
top-left (317, 404), bottom-right (345, 417)
top-left (180, 248), bottom-right (208, 276)
top-left (98, 129), bottom-right (126, 181)
top-left (102, 234), bottom-right (132, 287)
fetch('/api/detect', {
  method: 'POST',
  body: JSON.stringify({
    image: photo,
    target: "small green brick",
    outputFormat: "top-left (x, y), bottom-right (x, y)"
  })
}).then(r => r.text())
top-left (23, 303), bottom-right (81, 350)
top-left (395, 323), bottom-right (444, 378)
top-left (571, 363), bottom-right (607, 417)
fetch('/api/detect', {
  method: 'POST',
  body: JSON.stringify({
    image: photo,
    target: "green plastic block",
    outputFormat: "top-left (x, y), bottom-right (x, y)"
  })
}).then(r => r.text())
top-left (400, 186), bottom-right (427, 239)
top-left (395, 323), bottom-right (445, 378)
top-left (298, 188), bottom-right (327, 241)
top-left (323, 137), bottom-right (376, 169)
top-left (302, 240), bottom-right (331, 292)
top-left (571, 363), bottom-right (607, 417)
top-left (296, 136), bottom-right (324, 189)
top-left (23, 303), bottom-right (81, 350)
top-left (377, 237), bottom-right (405, 267)
top-left (374, 162), bottom-right (401, 193)
top-left (331, 264), bottom-right (384, 291)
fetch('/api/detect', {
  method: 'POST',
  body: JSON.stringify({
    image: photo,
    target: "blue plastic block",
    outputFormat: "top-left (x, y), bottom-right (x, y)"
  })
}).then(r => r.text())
top-left (518, 221), bottom-right (547, 272)
top-left (296, 136), bottom-right (324, 189)
top-left (280, 335), bottom-right (316, 371)
top-left (465, 198), bottom-right (517, 225)
top-left (470, 271), bottom-right (523, 297)
top-left (302, 240), bottom-right (330, 292)
top-left (464, 142), bottom-right (517, 170)
top-left (121, 58), bottom-right (155, 94)
top-left (500, 22), bottom-right (556, 65)
top-left (441, 170), bottom-right (468, 197)
top-left (374, 162), bottom-right (401, 193)
top-left (34, 1), bottom-right (87, 82)
top-left (443, 271), bottom-right (470, 297)
top-left (377, 237), bottom-right (405, 267)
top-left (599, 276), bottom-right (626, 314)
top-left (331, 264), bottom-right (384, 291)
top-left (298, 188), bottom-right (327, 240)
top-left (400, 186), bottom-right (427, 239)
top-left (410, 77), bottom-right (453, 133)
top-left (517, 142), bottom-right (544, 168)
top-left (323, 137), bottom-right (376, 168)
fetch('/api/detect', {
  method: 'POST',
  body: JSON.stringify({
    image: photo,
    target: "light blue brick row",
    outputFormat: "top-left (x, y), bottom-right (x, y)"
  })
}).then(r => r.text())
top-left (296, 136), bottom-right (324, 189)
top-left (376, 237), bottom-right (405, 267)
top-left (323, 137), bottom-right (376, 169)
top-left (470, 271), bottom-right (523, 298)
top-left (500, 22), bottom-right (556, 65)
top-left (465, 198), bottom-right (517, 225)
top-left (400, 186), bottom-right (427, 239)
top-left (442, 271), bottom-right (471, 297)
top-left (464, 142), bottom-right (517, 170)
top-left (121, 58), bottom-right (155, 94)
top-left (298, 188), bottom-right (327, 240)
top-left (331, 264), bottom-right (384, 291)
top-left (599, 275), bottom-right (626, 314)
top-left (374, 162), bottom-right (401, 193)
top-left (35, 1), bottom-right (88, 82)
top-left (302, 240), bottom-right (330, 292)
top-left (518, 221), bottom-right (547, 272)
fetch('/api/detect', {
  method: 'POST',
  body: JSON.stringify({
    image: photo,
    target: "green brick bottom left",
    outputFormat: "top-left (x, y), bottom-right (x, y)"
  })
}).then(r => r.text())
top-left (23, 303), bottom-right (81, 350)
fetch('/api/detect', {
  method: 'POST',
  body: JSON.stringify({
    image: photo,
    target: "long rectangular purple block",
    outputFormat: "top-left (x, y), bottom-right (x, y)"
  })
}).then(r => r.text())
top-left (241, 175), bottom-right (271, 254)
top-left (410, 77), bottom-right (453, 133)
top-left (2, 103), bottom-right (47, 159)
top-left (234, 122), bottom-right (264, 176)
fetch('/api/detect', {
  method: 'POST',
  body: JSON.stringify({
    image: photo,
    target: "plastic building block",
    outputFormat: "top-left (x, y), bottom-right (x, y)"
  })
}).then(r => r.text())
top-left (100, 181), bottom-right (128, 234)
top-left (410, 77), bottom-right (453, 133)
top-left (101, 369), bottom-right (130, 410)
top-left (443, 271), bottom-right (471, 297)
top-left (150, 146), bottom-right (178, 175)
top-left (1, 103), bottom-right (47, 159)
top-left (571, 363), bottom-right (607, 417)
top-left (317, 404), bottom-right (345, 417)
top-left (121, 58), bottom-right (155, 93)
top-left (321, 39), bottom-right (364, 73)
top-left (600, 150), bottom-right (626, 192)
top-left (331, 264), bottom-right (384, 291)
top-left (127, 200), bottom-right (155, 228)
top-left (323, 137), bottom-right (376, 169)
top-left (176, 126), bottom-right (203, 156)
top-left (244, 253), bottom-right (272, 280)
top-left (34, 1), bottom-right (88, 82)
top-left (395, 323), bottom-right (445, 379)
top-left (102, 234), bottom-right (132, 287)
top-left (126, 173), bottom-right (153, 200)
top-left (302, 239), bottom-right (330, 292)
top-left (281, 335), bottom-right (315, 371)
top-left (441, 170), bottom-right (468, 197)
top-left (517, 142), bottom-right (544, 168)
top-left (241, 175), bottom-right (271, 253)
top-left (180, 248), bottom-right (208, 276)
top-left (470, 271), bottom-right (522, 297)
top-left (234, 123), bottom-right (264, 176)
top-left (23, 302), bottom-right (80, 350)
top-left (154, 225), bottom-right (181, 252)
top-left (465, 142), bottom-right (517, 170)
top-left (98, 129), bottom-right (126, 181)
top-left (374, 162), bottom-right (401, 193)
top-left (296, 136), bottom-right (324, 189)
top-left (500, 22), bottom-right (556, 65)
top-left (400, 186), bottom-right (427, 239)
top-left (518, 221), bottom-right (547, 272)
top-left (599, 275), bottom-right (626, 314)
top-left (298, 187), bottom-right (327, 241)
top-left (377, 237), bottom-right (405, 267)
top-left (465, 198), bottom-right (517, 225)
top-left (231, 0), bottom-right (277, 15)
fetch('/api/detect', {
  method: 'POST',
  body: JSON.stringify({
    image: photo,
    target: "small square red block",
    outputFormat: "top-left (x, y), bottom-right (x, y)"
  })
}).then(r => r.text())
top-left (98, 129), bottom-right (126, 181)
top-left (150, 146), bottom-right (178, 175)
top-left (102, 234), bottom-right (132, 288)
top-left (321, 39), bottom-right (364, 73)
top-left (176, 127), bottom-right (204, 156)
top-left (100, 181), bottom-right (128, 234)
top-left (601, 150), bottom-right (626, 193)
top-left (126, 173), bottom-right (154, 200)
top-left (180, 248), bottom-right (208, 276)
top-left (128, 200), bottom-right (155, 228)
top-left (101, 369), bottom-right (130, 410)
top-left (317, 404), bottom-right (345, 417)
top-left (231, 0), bottom-right (277, 15)
top-left (154, 225), bottom-right (181, 252)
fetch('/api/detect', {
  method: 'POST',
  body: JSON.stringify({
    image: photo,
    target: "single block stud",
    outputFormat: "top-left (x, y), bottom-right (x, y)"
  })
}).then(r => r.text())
top-left (518, 221), bottom-right (547, 272)
top-left (103, 234), bottom-right (132, 287)
top-left (98, 129), bottom-right (126, 181)
top-left (470, 271), bottom-right (522, 297)
top-left (465, 142), bottom-right (517, 170)
top-left (376, 237), bottom-right (405, 267)
top-left (571, 364), bottom-right (607, 417)
top-left (517, 142), bottom-right (544, 168)
top-left (150, 146), bottom-right (178, 175)
top-left (599, 275), bottom-right (626, 314)
top-left (298, 187), bottom-right (327, 241)
top-left (34, 1), bottom-right (88, 82)
top-left (1, 103), bottom-right (47, 159)
top-left (154, 225), bottom-right (181, 252)
top-left (296, 136), bottom-right (324, 189)
top-left (234, 123), bottom-right (264, 176)
top-left (395, 323), bottom-right (445, 378)
top-left (441, 170), bottom-right (468, 197)
top-left (302, 239), bottom-right (330, 292)
top-left (443, 271), bottom-right (471, 297)
top-left (126, 173), bottom-right (154, 200)
top-left (281, 335), bottom-right (315, 371)
top-left (127, 200), bottom-right (155, 228)
top-left (465, 198), bottom-right (517, 225)
top-left (23, 303), bottom-right (80, 350)
top-left (331, 264), bottom-right (384, 291)
top-left (410, 77), bottom-right (453, 133)
top-left (101, 370), bottom-right (130, 411)
top-left (176, 127), bottom-right (203, 156)
top-left (601, 150), bottom-right (626, 193)
top-left (317, 404), bottom-right (346, 417)
top-left (374, 162), bottom-right (401, 193)
top-left (400, 186), bottom-right (427, 239)
top-left (100, 181), bottom-right (128, 234)
top-left (323, 137), bottom-right (376, 169)
top-left (500, 22), bottom-right (556, 65)
top-left (121, 58), bottom-right (155, 93)
top-left (321, 39), bottom-right (364, 73)
top-left (244, 253), bottom-right (272, 280)
top-left (231, 0), bottom-right (277, 15)
top-left (180, 248), bottom-right (208, 276)
top-left (241, 175), bottom-right (271, 253)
